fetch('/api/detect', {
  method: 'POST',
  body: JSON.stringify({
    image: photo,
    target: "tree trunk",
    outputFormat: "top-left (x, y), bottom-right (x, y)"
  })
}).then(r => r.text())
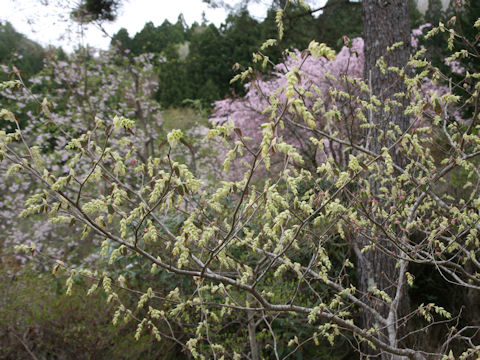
top-left (363, 0), bottom-right (411, 140)
top-left (247, 293), bottom-right (260, 360)
top-left (359, 1), bottom-right (411, 358)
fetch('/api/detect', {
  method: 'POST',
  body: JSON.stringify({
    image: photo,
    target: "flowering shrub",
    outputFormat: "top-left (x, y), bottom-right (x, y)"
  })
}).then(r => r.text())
top-left (0, 48), bottom-right (220, 266)
top-left (2, 16), bottom-right (480, 360)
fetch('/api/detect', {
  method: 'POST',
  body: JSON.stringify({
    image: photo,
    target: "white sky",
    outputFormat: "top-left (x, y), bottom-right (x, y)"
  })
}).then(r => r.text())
top-left (0, 0), bottom-right (326, 52)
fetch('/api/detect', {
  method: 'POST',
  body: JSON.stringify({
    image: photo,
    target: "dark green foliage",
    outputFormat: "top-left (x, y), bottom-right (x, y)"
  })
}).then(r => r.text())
top-left (109, 2), bottom-right (425, 108)
top-left (415, 2), bottom-right (480, 69)
top-left (262, 5), bottom-right (316, 50)
top-left (156, 59), bottom-right (193, 107)
top-left (0, 21), bottom-right (46, 131)
top-left (0, 21), bottom-right (44, 78)
top-left (129, 16), bottom-right (189, 56)
top-left (131, 21), bottom-right (166, 55)
top-left (416, 2), bottom-right (480, 120)
top-left (315, 0), bottom-right (362, 50)
top-left (451, 0), bottom-right (480, 70)
top-left (425, 0), bottom-right (445, 24)
top-left (183, 24), bottom-right (230, 104)
top-left (111, 27), bottom-right (133, 50)
top-left (72, 0), bottom-right (121, 22)
top-left (222, 9), bottom-right (262, 64)
top-left (409, 0), bottom-right (425, 28)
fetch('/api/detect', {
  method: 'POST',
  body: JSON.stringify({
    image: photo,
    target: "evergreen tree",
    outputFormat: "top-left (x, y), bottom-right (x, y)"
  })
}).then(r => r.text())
top-left (0, 21), bottom-right (44, 78)
top-left (315, 0), bottom-right (362, 49)
top-left (111, 27), bottom-right (132, 50)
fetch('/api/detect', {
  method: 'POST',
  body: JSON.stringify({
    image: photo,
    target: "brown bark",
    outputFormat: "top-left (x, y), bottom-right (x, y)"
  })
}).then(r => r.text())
top-left (359, 1), bottom-right (411, 358)
top-left (247, 294), bottom-right (260, 360)
top-left (363, 0), bottom-right (411, 143)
